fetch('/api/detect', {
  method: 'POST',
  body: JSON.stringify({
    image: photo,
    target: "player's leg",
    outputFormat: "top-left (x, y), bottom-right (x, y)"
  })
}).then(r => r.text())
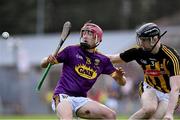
top-left (52, 94), bottom-right (73, 120)
top-left (56, 100), bottom-right (73, 119)
top-left (76, 100), bottom-right (116, 119)
top-left (149, 100), bottom-right (168, 120)
top-left (128, 82), bottom-right (158, 120)
top-left (150, 90), bottom-right (170, 119)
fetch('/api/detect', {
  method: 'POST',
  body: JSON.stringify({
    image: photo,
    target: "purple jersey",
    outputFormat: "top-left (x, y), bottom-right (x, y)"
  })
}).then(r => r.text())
top-left (54, 45), bottom-right (116, 97)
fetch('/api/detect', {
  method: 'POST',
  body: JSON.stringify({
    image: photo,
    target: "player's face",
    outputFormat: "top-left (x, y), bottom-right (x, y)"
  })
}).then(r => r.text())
top-left (138, 37), bottom-right (154, 51)
top-left (81, 30), bottom-right (96, 48)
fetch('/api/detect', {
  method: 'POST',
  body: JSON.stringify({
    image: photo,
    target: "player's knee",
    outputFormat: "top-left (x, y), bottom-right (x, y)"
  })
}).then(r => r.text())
top-left (142, 106), bottom-right (156, 115)
top-left (56, 107), bottom-right (73, 119)
top-left (104, 110), bottom-right (116, 119)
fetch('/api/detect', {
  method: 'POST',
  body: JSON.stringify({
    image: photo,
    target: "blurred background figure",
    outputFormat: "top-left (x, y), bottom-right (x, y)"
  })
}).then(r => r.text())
top-left (120, 76), bottom-right (134, 114)
top-left (0, 0), bottom-right (180, 119)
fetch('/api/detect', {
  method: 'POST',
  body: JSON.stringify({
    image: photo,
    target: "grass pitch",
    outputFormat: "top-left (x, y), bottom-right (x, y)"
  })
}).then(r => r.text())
top-left (0, 114), bottom-right (127, 120)
top-left (0, 114), bottom-right (179, 120)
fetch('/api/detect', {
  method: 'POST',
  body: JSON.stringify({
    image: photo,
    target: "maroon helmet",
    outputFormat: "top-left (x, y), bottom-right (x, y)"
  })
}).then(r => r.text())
top-left (80, 23), bottom-right (103, 43)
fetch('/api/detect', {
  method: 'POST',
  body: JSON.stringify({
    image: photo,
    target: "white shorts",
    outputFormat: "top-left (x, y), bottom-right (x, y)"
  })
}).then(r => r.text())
top-left (52, 94), bottom-right (92, 115)
top-left (143, 82), bottom-right (169, 102)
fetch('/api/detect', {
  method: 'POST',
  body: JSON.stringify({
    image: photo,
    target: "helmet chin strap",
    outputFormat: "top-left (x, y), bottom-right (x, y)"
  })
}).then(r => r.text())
top-left (149, 31), bottom-right (167, 52)
top-left (80, 41), bottom-right (100, 50)
top-left (80, 41), bottom-right (91, 49)
top-left (80, 35), bottom-right (100, 50)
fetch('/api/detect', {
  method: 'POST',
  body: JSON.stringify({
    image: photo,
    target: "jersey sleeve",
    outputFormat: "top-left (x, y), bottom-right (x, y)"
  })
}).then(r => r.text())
top-left (120, 48), bottom-right (139, 62)
top-left (102, 57), bottom-right (116, 75)
top-left (55, 46), bottom-right (70, 63)
top-left (167, 49), bottom-right (180, 76)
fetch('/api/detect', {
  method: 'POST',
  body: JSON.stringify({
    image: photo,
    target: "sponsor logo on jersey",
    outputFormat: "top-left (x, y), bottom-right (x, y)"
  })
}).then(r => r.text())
top-left (75, 64), bottom-right (97, 79)
top-left (149, 58), bottom-right (156, 61)
top-left (94, 59), bottom-right (100, 66)
top-left (140, 59), bottom-right (147, 64)
top-left (144, 70), bottom-right (165, 76)
top-left (76, 54), bottom-right (83, 60)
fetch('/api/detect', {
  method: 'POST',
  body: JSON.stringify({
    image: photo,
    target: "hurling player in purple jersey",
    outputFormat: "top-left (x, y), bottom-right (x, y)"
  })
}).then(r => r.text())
top-left (108, 23), bottom-right (180, 120)
top-left (41, 22), bottom-right (126, 120)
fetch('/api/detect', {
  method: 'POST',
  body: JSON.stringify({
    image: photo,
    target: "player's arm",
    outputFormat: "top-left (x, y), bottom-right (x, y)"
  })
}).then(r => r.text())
top-left (108, 54), bottom-right (126, 64)
top-left (41, 46), bottom-right (70, 68)
top-left (111, 67), bottom-right (126, 86)
top-left (164, 75), bottom-right (180, 120)
top-left (40, 54), bottom-right (59, 68)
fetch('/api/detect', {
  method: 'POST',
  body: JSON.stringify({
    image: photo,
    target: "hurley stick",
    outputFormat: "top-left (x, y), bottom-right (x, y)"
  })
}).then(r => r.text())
top-left (36, 21), bottom-right (71, 91)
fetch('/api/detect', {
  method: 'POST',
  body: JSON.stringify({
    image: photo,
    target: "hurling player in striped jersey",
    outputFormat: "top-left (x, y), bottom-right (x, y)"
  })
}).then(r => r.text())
top-left (108, 23), bottom-right (180, 120)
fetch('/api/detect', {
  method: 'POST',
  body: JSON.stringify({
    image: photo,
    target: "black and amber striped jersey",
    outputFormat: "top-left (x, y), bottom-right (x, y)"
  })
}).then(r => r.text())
top-left (120, 44), bottom-right (180, 93)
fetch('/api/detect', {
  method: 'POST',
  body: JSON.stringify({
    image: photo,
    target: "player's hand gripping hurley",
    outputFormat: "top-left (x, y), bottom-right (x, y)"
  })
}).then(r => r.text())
top-left (36, 21), bottom-right (71, 91)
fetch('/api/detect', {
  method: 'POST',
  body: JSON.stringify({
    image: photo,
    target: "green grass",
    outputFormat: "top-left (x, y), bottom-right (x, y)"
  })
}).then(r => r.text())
top-left (0, 115), bottom-right (57, 120)
top-left (0, 115), bottom-right (127, 120)
top-left (0, 114), bottom-right (179, 120)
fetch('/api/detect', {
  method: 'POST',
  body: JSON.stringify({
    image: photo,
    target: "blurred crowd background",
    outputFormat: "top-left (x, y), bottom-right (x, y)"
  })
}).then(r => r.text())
top-left (0, 0), bottom-right (180, 117)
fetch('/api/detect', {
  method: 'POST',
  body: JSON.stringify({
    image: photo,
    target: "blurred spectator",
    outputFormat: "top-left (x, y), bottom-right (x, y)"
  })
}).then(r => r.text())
top-left (121, 76), bottom-right (134, 113)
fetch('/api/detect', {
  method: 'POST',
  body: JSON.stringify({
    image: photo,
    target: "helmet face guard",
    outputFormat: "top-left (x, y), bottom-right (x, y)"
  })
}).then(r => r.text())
top-left (136, 36), bottom-right (156, 51)
top-left (80, 23), bottom-right (103, 49)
